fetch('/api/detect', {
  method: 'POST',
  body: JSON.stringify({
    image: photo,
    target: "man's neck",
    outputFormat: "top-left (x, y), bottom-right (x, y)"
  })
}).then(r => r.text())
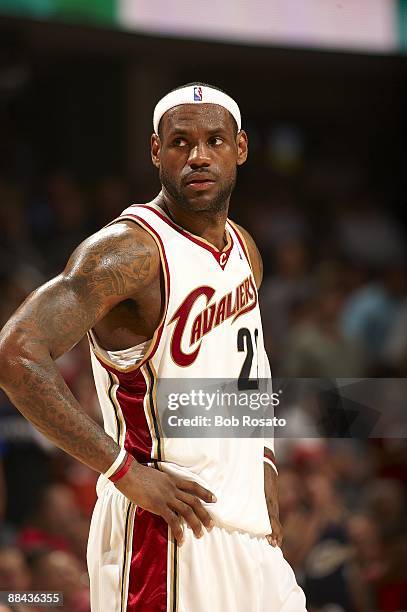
top-left (155, 190), bottom-right (230, 251)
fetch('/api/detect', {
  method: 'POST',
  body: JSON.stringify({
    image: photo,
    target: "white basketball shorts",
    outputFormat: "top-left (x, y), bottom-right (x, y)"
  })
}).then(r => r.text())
top-left (87, 480), bottom-right (307, 611)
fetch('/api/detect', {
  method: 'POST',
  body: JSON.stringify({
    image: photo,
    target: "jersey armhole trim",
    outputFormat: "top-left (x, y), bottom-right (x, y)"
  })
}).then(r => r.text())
top-left (227, 220), bottom-right (252, 271)
top-left (88, 213), bottom-right (170, 374)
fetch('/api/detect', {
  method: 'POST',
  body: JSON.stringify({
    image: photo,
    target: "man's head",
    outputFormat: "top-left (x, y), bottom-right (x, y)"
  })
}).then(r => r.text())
top-left (151, 82), bottom-right (248, 214)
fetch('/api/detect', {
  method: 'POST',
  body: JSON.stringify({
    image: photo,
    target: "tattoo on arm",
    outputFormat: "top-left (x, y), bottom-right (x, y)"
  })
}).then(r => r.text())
top-left (0, 222), bottom-right (158, 473)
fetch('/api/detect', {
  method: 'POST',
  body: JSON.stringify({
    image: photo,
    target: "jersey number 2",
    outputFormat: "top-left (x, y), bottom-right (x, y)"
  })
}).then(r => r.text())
top-left (237, 327), bottom-right (259, 390)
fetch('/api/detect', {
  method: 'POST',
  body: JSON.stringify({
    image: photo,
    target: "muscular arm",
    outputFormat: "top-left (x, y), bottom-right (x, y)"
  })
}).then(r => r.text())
top-left (0, 221), bottom-right (159, 473)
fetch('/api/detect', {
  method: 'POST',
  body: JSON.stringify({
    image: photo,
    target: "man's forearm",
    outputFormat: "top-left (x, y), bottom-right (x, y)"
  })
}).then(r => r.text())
top-left (0, 354), bottom-right (119, 474)
top-left (264, 462), bottom-right (279, 516)
top-left (264, 461), bottom-right (282, 546)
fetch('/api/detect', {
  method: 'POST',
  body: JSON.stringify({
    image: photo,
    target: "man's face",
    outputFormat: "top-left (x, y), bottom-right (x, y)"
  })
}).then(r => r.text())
top-left (151, 104), bottom-right (248, 213)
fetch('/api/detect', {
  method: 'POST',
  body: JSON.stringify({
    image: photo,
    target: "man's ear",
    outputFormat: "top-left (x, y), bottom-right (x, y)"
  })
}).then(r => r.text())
top-left (236, 130), bottom-right (248, 166)
top-left (151, 133), bottom-right (161, 168)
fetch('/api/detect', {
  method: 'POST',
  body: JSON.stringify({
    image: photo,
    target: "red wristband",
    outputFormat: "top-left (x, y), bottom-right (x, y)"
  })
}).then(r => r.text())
top-left (109, 452), bottom-right (134, 483)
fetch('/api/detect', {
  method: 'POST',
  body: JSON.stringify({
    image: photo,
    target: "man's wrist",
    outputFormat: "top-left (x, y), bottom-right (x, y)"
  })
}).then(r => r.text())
top-left (104, 447), bottom-right (127, 479)
top-left (109, 452), bottom-right (134, 483)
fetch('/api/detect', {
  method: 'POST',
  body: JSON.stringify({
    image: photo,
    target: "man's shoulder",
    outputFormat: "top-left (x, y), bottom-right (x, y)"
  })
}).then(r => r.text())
top-left (63, 217), bottom-right (161, 287)
top-left (79, 217), bottom-right (158, 256)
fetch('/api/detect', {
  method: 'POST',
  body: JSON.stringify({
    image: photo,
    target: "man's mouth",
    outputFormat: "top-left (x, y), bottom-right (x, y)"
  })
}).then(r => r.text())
top-left (185, 175), bottom-right (216, 190)
top-left (186, 180), bottom-right (215, 190)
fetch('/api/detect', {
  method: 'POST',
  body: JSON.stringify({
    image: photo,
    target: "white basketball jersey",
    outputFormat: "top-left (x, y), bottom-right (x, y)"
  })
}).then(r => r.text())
top-left (89, 201), bottom-right (273, 536)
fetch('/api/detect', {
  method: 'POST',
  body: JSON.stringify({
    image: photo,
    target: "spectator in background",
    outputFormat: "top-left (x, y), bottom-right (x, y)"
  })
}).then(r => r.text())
top-left (29, 550), bottom-right (90, 612)
top-left (347, 513), bottom-right (384, 610)
top-left (383, 294), bottom-right (407, 374)
top-left (361, 478), bottom-right (407, 608)
top-left (279, 459), bottom-right (368, 612)
top-left (362, 478), bottom-right (406, 539)
top-left (0, 179), bottom-right (44, 273)
top-left (300, 472), bottom-right (364, 612)
top-left (0, 267), bottom-right (45, 330)
top-left (0, 393), bottom-right (52, 531)
top-left (44, 171), bottom-right (90, 274)
top-left (93, 175), bottom-right (131, 228)
top-left (341, 264), bottom-right (407, 369)
top-left (0, 547), bottom-right (30, 591)
top-left (280, 264), bottom-right (367, 377)
top-left (246, 189), bottom-right (309, 273)
top-left (261, 238), bottom-right (312, 359)
top-left (347, 500), bottom-right (407, 612)
top-left (278, 466), bottom-right (308, 574)
top-left (335, 199), bottom-right (406, 267)
top-left (18, 484), bottom-right (86, 560)
top-left (0, 548), bottom-right (35, 611)
top-left (28, 170), bottom-right (90, 275)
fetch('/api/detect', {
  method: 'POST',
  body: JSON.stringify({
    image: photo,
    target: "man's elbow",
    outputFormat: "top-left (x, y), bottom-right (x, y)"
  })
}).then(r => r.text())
top-left (0, 323), bottom-right (32, 386)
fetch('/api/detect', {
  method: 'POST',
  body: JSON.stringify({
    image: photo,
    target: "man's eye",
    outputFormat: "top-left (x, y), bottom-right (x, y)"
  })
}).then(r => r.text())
top-left (173, 138), bottom-right (187, 147)
top-left (209, 136), bottom-right (223, 146)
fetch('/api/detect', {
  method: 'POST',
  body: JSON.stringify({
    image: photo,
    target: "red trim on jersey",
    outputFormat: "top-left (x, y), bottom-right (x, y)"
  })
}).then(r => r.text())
top-left (110, 368), bottom-right (153, 464)
top-left (136, 204), bottom-right (234, 269)
top-left (127, 509), bottom-right (170, 611)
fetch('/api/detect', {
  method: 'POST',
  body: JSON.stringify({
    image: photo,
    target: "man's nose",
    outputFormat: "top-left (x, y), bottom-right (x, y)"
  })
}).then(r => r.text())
top-left (187, 142), bottom-right (211, 168)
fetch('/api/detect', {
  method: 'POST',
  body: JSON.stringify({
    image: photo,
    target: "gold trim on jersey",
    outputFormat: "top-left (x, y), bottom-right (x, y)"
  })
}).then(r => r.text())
top-left (120, 501), bottom-right (136, 612)
top-left (140, 202), bottom-right (233, 254)
top-left (179, 222), bottom-right (233, 254)
top-left (140, 362), bottom-right (165, 463)
top-left (107, 371), bottom-right (127, 447)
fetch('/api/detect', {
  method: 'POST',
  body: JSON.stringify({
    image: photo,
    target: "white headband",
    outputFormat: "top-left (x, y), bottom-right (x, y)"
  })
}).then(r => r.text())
top-left (153, 85), bottom-right (241, 134)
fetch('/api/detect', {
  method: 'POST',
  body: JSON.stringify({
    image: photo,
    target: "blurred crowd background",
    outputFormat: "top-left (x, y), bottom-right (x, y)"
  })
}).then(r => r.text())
top-left (0, 2), bottom-right (407, 611)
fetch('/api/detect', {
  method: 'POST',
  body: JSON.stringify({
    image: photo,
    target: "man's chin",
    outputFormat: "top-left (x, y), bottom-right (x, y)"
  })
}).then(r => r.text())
top-left (180, 190), bottom-right (228, 213)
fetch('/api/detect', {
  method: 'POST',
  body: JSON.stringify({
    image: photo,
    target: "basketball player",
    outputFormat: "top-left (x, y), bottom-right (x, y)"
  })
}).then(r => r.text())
top-left (0, 83), bottom-right (306, 611)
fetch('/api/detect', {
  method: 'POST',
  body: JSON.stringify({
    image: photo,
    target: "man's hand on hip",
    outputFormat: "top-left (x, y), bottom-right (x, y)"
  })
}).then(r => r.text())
top-left (115, 461), bottom-right (216, 545)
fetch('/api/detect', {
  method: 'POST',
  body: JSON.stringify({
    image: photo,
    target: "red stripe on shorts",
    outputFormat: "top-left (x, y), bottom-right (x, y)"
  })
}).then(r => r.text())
top-left (127, 508), bottom-right (169, 611)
